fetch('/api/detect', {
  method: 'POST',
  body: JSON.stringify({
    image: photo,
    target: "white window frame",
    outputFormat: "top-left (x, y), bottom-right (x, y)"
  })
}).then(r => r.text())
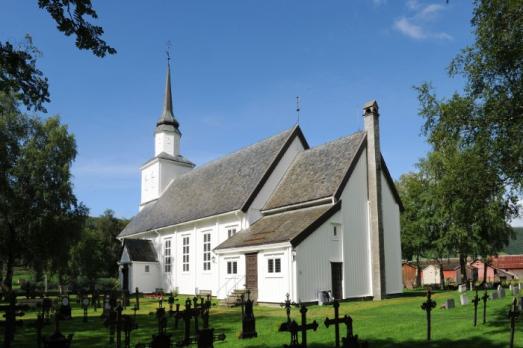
top-left (164, 239), bottom-right (172, 273)
top-left (182, 235), bottom-right (190, 272)
top-left (267, 255), bottom-right (282, 277)
top-left (227, 260), bottom-right (238, 275)
top-left (203, 232), bottom-right (211, 272)
top-left (227, 225), bottom-right (238, 239)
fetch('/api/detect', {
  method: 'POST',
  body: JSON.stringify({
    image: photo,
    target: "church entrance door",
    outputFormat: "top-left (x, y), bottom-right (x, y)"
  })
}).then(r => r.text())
top-left (331, 262), bottom-right (343, 299)
top-left (122, 264), bottom-right (129, 291)
top-left (245, 253), bottom-right (258, 298)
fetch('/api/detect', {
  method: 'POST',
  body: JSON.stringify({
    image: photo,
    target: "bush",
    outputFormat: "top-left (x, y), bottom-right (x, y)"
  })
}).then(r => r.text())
top-left (96, 278), bottom-right (119, 291)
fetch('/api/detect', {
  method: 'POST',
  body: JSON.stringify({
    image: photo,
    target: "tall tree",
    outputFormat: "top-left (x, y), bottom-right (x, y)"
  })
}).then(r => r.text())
top-left (419, 0), bottom-right (523, 189)
top-left (1, 1), bottom-right (115, 112)
top-left (0, 92), bottom-right (87, 289)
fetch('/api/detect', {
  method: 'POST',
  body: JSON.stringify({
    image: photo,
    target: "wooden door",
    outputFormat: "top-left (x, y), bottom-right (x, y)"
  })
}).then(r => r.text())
top-left (122, 264), bottom-right (129, 291)
top-left (331, 262), bottom-right (343, 299)
top-left (245, 253), bottom-right (258, 293)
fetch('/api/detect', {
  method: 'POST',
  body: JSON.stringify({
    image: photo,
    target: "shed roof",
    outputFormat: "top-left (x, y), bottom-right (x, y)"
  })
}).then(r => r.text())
top-left (123, 239), bottom-right (158, 262)
top-left (491, 255), bottom-right (523, 269)
top-left (119, 126), bottom-right (304, 237)
top-left (264, 132), bottom-right (366, 210)
top-left (215, 202), bottom-right (340, 250)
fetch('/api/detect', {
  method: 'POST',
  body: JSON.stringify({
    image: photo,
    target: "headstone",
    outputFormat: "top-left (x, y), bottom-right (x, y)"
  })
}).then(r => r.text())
top-left (482, 290), bottom-right (489, 324)
top-left (443, 299), bottom-right (455, 309)
top-left (58, 296), bottom-right (72, 320)
top-left (458, 284), bottom-right (466, 293)
top-left (491, 292), bottom-right (499, 300)
top-left (238, 290), bottom-right (257, 339)
top-left (460, 294), bottom-right (468, 305)
top-left (512, 285), bottom-right (520, 296)
top-left (498, 285), bottom-right (506, 298)
top-left (82, 297), bottom-right (90, 323)
top-left (42, 314), bottom-right (73, 348)
top-left (421, 289), bottom-right (436, 341)
top-left (509, 284), bottom-right (514, 292)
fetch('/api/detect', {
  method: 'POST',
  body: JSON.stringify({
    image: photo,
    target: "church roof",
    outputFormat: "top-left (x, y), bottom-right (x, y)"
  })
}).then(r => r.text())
top-left (264, 131), bottom-right (366, 210)
top-left (123, 239), bottom-right (158, 262)
top-left (156, 62), bottom-right (180, 132)
top-left (119, 126), bottom-right (306, 237)
top-left (215, 202), bottom-right (341, 250)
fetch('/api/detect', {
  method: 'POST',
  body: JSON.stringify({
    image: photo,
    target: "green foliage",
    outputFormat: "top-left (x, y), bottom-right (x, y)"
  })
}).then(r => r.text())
top-left (420, 0), bottom-right (523, 189)
top-left (1, 1), bottom-right (114, 111)
top-left (503, 227), bottom-right (523, 254)
top-left (68, 210), bottom-right (128, 284)
top-left (0, 92), bottom-right (87, 289)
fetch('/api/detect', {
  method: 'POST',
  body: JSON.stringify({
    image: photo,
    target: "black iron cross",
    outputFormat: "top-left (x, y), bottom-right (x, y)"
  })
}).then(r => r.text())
top-left (121, 314), bottom-right (138, 348)
top-left (472, 288), bottom-right (480, 327)
top-left (421, 288), bottom-right (436, 341)
top-left (104, 307), bottom-right (117, 345)
top-left (43, 313), bottom-right (73, 348)
top-left (481, 288), bottom-right (489, 324)
top-left (508, 297), bottom-right (520, 348)
top-left (134, 287), bottom-right (140, 311)
top-left (168, 293), bottom-right (176, 314)
top-left (279, 304), bottom-right (318, 347)
top-left (176, 298), bottom-right (202, 347)
top-left (324, 300), bottom-right (348, 348)
top-left (280, 293), bottom-right (298, 324)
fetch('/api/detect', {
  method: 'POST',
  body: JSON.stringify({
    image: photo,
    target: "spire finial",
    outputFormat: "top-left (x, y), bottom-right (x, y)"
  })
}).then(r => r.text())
top-left (157, 42), bottom-right (179, 129)
top-left (296, 96), bottom-right (301, 125)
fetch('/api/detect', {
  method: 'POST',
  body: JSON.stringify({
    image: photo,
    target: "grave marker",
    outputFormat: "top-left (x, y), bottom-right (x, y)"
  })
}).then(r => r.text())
top-left (421, 289), bottom-right (436, 341)
top-left (238, 290), bottom-right (257, 339)
top-left (481, 289), bottom-right (489, 324)
top-left (472, 289), bottom-right (480, 327)
top-left (82, 296), bottom-right (90, 323)
top-left (58, 296), bottom-right (72, 320)
top-left (42, 313), bottom-right (73, 348)
top-left (279, 304), bottom-right (318, 347)
top-left (508, 297), bottom-right (519, 348)
top-left (442, 299), bottom-right (455, 309)
top-left (0, 292), bottom-right (29, 348)
top-left (460, 293), bottom-right (468, 305)
top-left (498, 285), bottom-right (506, 298)
top-left (491, 291), bottom-right (499, 300)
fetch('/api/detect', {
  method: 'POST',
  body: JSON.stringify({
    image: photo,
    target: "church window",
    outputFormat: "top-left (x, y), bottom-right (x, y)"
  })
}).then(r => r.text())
top-left (145, 265), bottom-right (150, 273)
top-left (183, 236), bottom-right (190, 272)
top-left (227, 261), bottom-right (238, 275)
top-left (164, 239), bottom-right (172, 273)
top-left (227, 226), bottom-right (238, 238)
top-left (268, 257), bottom-right (282, 274)
top-left (203, 233), bottom-right (211, 271)
top-left (332, 223), bottom-right (341, 241)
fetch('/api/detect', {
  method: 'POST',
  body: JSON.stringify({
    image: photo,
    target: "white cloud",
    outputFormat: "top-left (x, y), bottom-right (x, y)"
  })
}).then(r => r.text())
top-left (393, 1), bottom-right (452, 41)
top-left (394, 17), bottom-right (426, 40)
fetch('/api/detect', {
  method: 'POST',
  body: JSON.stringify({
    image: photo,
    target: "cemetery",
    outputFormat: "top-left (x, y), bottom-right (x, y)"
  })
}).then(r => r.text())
top-left (0, 286), bottom-right (521, 347)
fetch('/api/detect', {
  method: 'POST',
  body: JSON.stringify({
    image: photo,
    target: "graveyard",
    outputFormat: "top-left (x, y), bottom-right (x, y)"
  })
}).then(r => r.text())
top-left (0, 288), bottom-right (521, 347)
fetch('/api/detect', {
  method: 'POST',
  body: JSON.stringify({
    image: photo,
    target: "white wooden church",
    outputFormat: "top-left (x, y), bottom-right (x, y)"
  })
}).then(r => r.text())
top-left (118, 64), bottom-right (403, 303)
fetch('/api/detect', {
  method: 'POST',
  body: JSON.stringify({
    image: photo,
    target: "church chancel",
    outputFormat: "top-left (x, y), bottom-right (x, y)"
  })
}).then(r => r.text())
top-left (118, 63), bottom-right (403, 303)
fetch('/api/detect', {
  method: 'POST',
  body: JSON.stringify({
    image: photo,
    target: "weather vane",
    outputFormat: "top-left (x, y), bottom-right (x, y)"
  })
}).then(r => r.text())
top-left (296, 96), bottom-right (301, 125)
top-left (166, 40), bottom-right (173, 63)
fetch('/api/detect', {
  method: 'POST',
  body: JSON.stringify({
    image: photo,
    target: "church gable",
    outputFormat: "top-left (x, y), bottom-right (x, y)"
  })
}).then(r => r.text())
top-left (122, 239), bottom-right (158, 262)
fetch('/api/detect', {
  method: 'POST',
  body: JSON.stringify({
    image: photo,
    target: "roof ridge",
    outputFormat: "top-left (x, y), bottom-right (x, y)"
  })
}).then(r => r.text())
top-left (302, 130), bottom-right (365, 154)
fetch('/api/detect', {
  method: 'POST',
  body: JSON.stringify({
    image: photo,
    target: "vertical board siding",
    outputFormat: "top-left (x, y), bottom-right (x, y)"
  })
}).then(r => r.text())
top-left (131, 262), bottom-right (161, 293)
top-left (257, 248), bottom-right (291, 303)
top-left (340, 152), bottom-right (372, 297)
top-left (295, 211), bottom-right (343, 302)
top-left (381, 172), bottom-right (403, 294)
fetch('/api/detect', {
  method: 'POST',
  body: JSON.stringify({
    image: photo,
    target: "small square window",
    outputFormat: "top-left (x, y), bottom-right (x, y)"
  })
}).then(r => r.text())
top-left (268, 259), bottom-right (274, 273)
top-left (227, 261), bottom-right (238, 275)
top-left (145, 265), bottom-right (150, 273)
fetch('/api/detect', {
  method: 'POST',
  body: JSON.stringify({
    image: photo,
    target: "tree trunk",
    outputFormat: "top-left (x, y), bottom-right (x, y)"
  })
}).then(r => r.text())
top-left (4, 250), bottom-right (15, 290)
top-left (438, 260), bottom-right (446, 290)
top-left (459, 253), bottom-right (468, 284)
top-left (0, 260), bottom-right (4, 285)
top-left (416, 255), bottom-right (422, 288)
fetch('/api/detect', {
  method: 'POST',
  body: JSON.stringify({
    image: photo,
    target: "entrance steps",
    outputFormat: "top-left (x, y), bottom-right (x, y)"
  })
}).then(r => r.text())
top-left (219, 289), bottom-right (257, 307)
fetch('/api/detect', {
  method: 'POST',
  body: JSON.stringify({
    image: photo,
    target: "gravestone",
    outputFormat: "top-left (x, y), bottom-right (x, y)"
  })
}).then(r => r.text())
top-left (460, 294), bottom-right (468, 305)
top-left (509, 284), bottom-right (514, 293)
top-left (238, 290), bottom-right (257, 339)
top-left (491, 291), bottom-right (499, 300)
top-left (458, 284), bottom-right (466, 293)
top-left (58, 296), bottom-right (72, 320)
top-left (197, 328), bottom-right (226, 348)
top-left (82, 297), bottom-right (90, 323)
top-left (175, 298), bottom-right (202, 347)
top-left (482, 289), bottom-right (489, 324)
top-left (498, 285), bottom-right (506, 298)
top-left (442, 299), bottom-right (455, 309)
top-left (472, 289), bottom-right (480, 327)
top-left (421, 289), bottom-right (436, 341)
top-left (42, 314), bottom-right (73, 348)
top-left (512, 284), bottom-right (520, 296)
top-left (121, 315), bottom-right (138, 348)
top-left (41, 297), bottom-right (53, 323)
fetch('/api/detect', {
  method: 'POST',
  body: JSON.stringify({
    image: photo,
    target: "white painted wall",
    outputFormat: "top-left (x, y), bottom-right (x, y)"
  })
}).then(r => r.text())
top-left (247, 136), bottom-right (305, 223)
top-left (155, 130), bottom-right (180, 157)
top-left (257, 247), bottom-right (292, 303)
top-left (381, 172), bottom-right (403, 294)
top-left (422, 265), bottom-right (440, 285)
top-left (159, 161), bottom-right (192, 195)
top-left (339, 152), bottom-right (372, 298)
top-left (140, 162), bottom-right (160, 207)
top-left (295, 210), bottom-right (343, 302)
top-left (131, 261), bottom-right (161, 293)
top-left (216, 254), bottom-right (246, 299)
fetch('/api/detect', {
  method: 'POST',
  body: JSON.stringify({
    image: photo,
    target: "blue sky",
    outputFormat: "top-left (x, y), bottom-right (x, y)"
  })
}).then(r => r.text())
top-left (3, 1), bottom-right (520, 225)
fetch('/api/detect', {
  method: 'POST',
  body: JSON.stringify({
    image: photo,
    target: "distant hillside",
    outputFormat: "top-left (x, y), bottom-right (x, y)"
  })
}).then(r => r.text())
top-left (503, 227), bottom-right (523, 255)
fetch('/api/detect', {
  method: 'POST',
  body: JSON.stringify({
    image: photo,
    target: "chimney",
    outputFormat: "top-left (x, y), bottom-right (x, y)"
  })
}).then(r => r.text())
top-left (363, 100), bottom-right (386, 300)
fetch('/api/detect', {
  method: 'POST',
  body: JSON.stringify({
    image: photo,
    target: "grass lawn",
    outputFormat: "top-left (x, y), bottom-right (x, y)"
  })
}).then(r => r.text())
top-left (2, 289), bottom-right (521, 347)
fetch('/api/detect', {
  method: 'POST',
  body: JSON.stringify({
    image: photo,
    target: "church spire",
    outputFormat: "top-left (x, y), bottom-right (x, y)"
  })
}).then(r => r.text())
top-left (156, 61), bottom-right (179, 130)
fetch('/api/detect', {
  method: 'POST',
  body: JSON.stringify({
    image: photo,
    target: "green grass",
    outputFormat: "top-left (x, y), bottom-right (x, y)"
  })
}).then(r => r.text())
top-left (2, 289), bottom-right (521, 347)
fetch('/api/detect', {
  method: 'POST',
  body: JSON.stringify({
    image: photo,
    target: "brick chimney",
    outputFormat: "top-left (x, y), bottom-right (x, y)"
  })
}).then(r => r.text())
top-left (363, 100), bottom-right (386, 300)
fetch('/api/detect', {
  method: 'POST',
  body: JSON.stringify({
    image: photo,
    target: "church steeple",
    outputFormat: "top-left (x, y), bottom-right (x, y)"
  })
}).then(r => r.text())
top-left (156, 62), bottom-right (180, 131)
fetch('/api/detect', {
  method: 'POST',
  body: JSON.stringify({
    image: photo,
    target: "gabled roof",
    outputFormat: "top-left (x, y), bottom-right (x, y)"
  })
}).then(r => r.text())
top-left (215, 202), bottom-right (341, 250)
top-left (491, 255), bottom-right (523, 269)
top-left (264, 132), bottom-right (366, 210)
top-left (119, 126), bottom-right (306, 238)
top-left (124, 239), bottom-right (158, 262)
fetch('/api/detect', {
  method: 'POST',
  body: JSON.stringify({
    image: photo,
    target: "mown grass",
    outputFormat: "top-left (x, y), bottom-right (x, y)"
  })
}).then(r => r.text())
top-left (2, 289), bottom-right (521, 347)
